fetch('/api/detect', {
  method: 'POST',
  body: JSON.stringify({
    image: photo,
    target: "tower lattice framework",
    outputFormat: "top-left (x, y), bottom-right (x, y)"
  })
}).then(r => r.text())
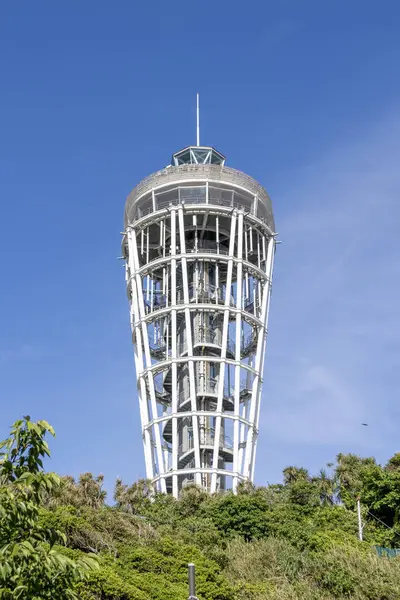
top-left (123, 146), bottom-right (275, 497)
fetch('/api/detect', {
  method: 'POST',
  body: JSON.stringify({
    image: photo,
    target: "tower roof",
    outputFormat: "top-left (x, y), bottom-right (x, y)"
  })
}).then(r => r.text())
top-left (172, 146), bottom-right (225, 167)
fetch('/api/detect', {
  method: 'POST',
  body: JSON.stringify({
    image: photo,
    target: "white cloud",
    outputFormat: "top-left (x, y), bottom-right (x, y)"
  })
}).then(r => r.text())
top-left (261, 112), bottom-right (400, 452)
top-left (265, 360), bottom-right (366, 445)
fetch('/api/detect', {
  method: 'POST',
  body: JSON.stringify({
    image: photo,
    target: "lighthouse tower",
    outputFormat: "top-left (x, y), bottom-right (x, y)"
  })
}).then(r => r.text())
top-left (123, 135), bottom-right (275, 497)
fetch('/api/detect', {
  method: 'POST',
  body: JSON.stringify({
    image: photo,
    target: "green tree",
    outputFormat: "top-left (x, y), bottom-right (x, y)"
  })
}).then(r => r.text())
top-left (114, 478), bottom-right (153, 515)
top-left (46, 473), bottom-right (106, 510)
top-left (334, 453), bottom-right (376, 508)
top-left (0, 416), bottom-right (97, 599)
top-left (288, 479), bottom-right (320, 507)
top-left (283, 466), bottom-right (310, 486)
top-left (236, 480), bottom-right (256, 495)
top-left (203, 491), bottom-right (270, 541)
top-left (385, 453), bottom-right (400, 472)
top-left (175, 484), bottom-right (209, 518)
top-left (312, 468), bottom-right (335, 506)
top-left (361, 461), bottom-right (400, 540)
top-left (76, 473), bottom-right (107, 509)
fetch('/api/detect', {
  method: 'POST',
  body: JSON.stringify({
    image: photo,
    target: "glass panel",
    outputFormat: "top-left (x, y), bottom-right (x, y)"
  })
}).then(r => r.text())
top-left (233, 190), bottom-right (253, 212)
top-left (209, 186), bottom-right (233, 207)
top-left (175, 150), bottom-right (191, 165)
top-left (192, 150), bottom-right (210, 164)
top-left (210, 150), bottom-right (224, 165)
top-left (179, 186), bottom-right (206, 204)
top-left (138, 194), bottom-right (153, 217)
top-left (257, 201), bottom-right (268, 220)
top-left (155, 188), bottom-right (179, 210)
top-left (172, 146), bottom-right (225, 166)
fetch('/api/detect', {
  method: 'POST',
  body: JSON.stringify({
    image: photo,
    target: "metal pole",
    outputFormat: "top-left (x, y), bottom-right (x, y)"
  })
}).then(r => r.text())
top-left (196, 93), bottom-right (200, 146)
top-left (188, 563), bottom-right (198, 600)
top-left (357, 497), bottom-right (363, 541)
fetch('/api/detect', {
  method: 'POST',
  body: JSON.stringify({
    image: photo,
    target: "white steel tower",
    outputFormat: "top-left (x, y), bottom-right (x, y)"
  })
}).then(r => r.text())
top-left (123, 143), bottom-right (275, 497)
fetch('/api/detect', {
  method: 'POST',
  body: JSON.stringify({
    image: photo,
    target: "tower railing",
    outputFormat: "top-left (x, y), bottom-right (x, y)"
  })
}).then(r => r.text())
top-left (143, 283), bottom-right (237, 313)
top-left (152, 376), bottom-right (254, 408)
top-left (149, 328), bottom-right (257, 360)
top-left (178, 429), bottom-right (234, 456)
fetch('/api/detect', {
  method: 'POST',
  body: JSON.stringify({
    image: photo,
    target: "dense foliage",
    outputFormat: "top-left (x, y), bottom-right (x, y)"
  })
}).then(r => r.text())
top-left (2, 418), bottom-right (400, 599)
top-left (0, 417), bottom-right (97, 599)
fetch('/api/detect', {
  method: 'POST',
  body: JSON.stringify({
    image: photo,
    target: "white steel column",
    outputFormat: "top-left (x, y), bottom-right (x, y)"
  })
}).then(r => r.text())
top-left (250, 236), bottom-right (275, 481)
top-left (243, 233), bottom-right (273, 480)
top-left (178, 207), bottom-right (202, 486)
top-left (127, 230), bottom-right (154, 481)
top-left (130, 229), bottom-right (167, 493)
top-left (233, 212), bottom-right (244, 492)
top-left (210, 212), bottom-right (237, 493)
top-left (170, 209), bottom-right (179, 497)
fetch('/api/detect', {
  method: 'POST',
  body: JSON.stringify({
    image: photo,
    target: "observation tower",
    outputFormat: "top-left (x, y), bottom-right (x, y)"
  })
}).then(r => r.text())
top-left (123, 110), bottom-right (276, 497)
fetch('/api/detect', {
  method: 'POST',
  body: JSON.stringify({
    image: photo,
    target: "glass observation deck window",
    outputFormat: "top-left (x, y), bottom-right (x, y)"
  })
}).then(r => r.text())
top-left (172, 146), bottom-right (225, 167)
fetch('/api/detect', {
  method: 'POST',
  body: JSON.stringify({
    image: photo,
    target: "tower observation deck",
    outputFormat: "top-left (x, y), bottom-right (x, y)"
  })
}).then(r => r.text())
top-left (123, 144), bottom-right (276, 497)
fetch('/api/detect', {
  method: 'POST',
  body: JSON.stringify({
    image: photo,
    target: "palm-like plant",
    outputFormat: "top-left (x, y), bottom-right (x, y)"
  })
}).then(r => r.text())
top-left (312, 468), bottom-right (335, 506)
top-left (283, 466), bottom-right (310, 486)
top-left (43, 473), bottom-right (106, 509)
top-left (114, 478), bottom-right (153, 514)
top-left (334, 453), bottom-right (376, 507)
top-left (78, 472), bottom-right (107, 508)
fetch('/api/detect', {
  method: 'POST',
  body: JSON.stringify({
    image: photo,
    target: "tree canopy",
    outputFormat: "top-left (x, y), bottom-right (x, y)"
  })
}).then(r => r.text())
top-left (1, 416), bottom-right (400, 599)
top-left (0, 416), bottom-right (97, 599)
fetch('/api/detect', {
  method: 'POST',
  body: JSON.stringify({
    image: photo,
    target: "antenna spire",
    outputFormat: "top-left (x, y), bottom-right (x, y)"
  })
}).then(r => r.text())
top-left (196, 93), bottom-right (200, 146)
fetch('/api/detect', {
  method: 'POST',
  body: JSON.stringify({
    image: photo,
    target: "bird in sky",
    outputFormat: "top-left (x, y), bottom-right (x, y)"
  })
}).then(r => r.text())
top-left (361, 423), bottom-right (369, 426)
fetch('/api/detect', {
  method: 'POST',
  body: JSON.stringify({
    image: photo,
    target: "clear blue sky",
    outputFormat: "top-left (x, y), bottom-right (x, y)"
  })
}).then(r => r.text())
top-left (1, 1), bottom-right (399, 491)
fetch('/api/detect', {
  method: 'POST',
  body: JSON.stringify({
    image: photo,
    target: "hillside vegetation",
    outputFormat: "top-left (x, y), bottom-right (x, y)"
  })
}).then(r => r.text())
top-left (1, 417), bottom-right (400, 599)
